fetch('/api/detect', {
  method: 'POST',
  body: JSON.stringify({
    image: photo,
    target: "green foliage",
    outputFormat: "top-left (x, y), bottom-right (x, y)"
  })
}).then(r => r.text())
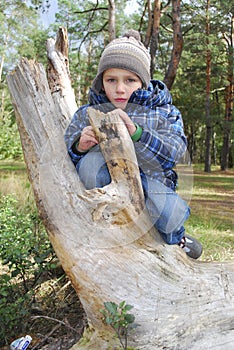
top-left (0, 0), bottom-right (40, 66)
top-left (0, 273), bottom-right (32, 344)
top-left (100, 301), bottom-right (136, 350)
top-left (0, 194), bottom-right (56, 344)
top-left (0, 115), bottom-right (23, 161)
top-left (0, 194), bottom-right (55, 286)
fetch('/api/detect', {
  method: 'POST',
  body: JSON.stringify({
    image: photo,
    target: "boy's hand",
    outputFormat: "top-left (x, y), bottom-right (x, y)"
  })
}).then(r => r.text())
top-left (112, 109), bottom-right (136, 136)
top-left (77, 126), bottom-right (99, 152)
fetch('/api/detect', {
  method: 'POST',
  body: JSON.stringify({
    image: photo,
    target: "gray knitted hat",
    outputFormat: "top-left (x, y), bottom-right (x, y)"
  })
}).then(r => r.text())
top-left (92, 29), bottom-right (151, 93)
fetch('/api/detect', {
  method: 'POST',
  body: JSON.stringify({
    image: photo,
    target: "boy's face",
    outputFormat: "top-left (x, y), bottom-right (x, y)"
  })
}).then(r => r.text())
top-left (102, 68), bottom-right (142, 110)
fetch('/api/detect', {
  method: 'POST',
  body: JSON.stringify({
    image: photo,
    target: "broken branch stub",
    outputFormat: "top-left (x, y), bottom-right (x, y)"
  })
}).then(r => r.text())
top-left (87, 107), bottom-right (147, 228)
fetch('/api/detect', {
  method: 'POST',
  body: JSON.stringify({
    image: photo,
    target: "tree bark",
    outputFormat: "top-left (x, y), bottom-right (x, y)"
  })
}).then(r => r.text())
top-left (150, 0), bottom-right (161, 79)
top-left (7, 28), bottom-right (234, 350)
top-left (163, 0), bottom-right (183, 89)
top-left (144, 0), bottom-right (153, 48)
top-left (204, 0), bottom-right (212, 172)
top-left (108, 0), bottom-right (116, 41)
top-left (221, 14), bottom-right (234, 171)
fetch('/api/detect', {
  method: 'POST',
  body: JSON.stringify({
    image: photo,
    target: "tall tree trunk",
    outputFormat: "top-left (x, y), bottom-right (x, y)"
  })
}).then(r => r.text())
top-left (163, 0), bottom-right (183, 89)
top-left (7, 28), bottom-right (234, 350)
top-left (144, 0), bottom-right (153, 48)
top-left (204, 0), bottom-right (212, 172)
top-left (81, 39), bottom-right (93, 105)
top-left (149, 0), bottom-right (161, 78)
top-left (108, 0), bottom-right (116, 41)
top-left (0, 54), bottom-right (5, 86)
top-left (187, 124), bottom-right (195, 163)
top-left (0, 37), bottom-right (7, 119)
top-left (221, 14), bottom-right (234, 171)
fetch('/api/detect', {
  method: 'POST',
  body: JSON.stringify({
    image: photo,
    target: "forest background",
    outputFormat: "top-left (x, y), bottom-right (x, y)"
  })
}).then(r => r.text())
top-left (0, 0), bottom-right (233, 170)
top-left (0, 0), bottom-right (233, 348)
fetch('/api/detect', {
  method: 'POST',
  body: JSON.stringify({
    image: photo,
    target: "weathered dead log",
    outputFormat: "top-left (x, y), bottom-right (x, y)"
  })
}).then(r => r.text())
top-left (7, 28), bottom-right (234, 350)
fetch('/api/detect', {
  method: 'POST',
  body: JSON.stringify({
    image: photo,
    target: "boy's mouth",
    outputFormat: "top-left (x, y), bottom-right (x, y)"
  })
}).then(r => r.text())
top-left (115, 98), bottom-right (127, 102)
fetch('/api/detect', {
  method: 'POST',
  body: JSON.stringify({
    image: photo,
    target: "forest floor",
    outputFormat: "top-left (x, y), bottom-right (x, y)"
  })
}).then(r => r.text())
top-left (0, 264), bottom-right (87, 350)
top-left (0, 163), bottom-right (233, 349)
top-left (16, 275), bottom-right (86, 350)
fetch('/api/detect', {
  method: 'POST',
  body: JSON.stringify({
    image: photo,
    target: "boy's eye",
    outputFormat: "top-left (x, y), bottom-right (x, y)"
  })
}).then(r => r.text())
top-left (104, 77), bottom-right (138, 84)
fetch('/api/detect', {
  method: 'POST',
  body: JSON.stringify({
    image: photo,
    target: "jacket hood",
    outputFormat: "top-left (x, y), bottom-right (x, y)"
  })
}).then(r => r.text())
top-left (131, 80), bottom-right (172, 106)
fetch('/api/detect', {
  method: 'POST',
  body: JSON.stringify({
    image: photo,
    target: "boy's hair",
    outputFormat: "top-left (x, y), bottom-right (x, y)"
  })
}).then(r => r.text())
top-left (92, 29), bottom-right (151, 93)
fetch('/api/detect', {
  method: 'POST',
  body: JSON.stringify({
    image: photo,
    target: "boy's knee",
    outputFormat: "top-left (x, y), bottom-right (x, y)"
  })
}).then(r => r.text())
top-left (76, 151), bottom-right (111, 189)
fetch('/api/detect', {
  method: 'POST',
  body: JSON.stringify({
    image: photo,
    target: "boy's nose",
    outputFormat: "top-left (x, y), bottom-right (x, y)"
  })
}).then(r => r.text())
top-left (116, 81), bottom-right (125, 92)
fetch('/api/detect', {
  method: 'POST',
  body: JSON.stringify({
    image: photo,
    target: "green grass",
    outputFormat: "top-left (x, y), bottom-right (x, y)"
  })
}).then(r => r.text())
top-left (0, 162), bottom-right (32, 207)
top-left (185, 168), bottom-right (234, 262)
top-left (0, 160), bottom-right (26, 171)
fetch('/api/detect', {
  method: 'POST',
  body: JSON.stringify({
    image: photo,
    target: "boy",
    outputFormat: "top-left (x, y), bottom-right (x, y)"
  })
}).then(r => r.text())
top-left (64, 30), bottom-right (203, 259)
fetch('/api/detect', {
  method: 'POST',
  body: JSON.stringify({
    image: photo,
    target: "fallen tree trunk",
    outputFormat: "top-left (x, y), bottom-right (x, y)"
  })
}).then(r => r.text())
top-left (7, 28), bottom-right (234, 350)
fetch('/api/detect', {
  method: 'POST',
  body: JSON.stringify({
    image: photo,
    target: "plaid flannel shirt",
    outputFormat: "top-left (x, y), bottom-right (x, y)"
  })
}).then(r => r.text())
top-left (64, 80), bottom-right (187, 189)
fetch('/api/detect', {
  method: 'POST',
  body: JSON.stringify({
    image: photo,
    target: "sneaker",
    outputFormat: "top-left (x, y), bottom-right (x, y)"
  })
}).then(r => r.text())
top-left (178, 234), bottom-right (203, 259)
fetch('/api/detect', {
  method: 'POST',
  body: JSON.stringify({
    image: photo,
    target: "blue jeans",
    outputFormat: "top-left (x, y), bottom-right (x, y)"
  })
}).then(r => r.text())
top-left (76, 149), bottom-right (190, 245)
